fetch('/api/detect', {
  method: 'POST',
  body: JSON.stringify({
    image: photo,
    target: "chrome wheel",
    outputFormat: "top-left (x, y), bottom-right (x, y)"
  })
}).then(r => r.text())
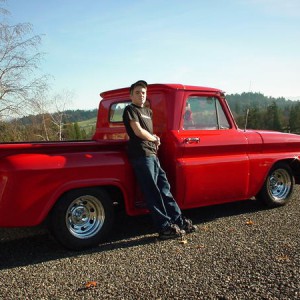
top-left (50, 188), bottom-right (114, 250)
top-left (256, 162), bottom-right (294, 207)
top-left (267, 168), bottom-right (291, 201)
top-left (66, 195), bottom-right (105, 239)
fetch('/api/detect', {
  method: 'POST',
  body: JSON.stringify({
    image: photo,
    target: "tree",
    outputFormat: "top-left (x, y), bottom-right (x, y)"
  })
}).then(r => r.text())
top-left (289, 102), bottom-right (300, 133)
top-left (0, 2), bottom-right (47, 119)
top-left (264, 102), bottom-right (282, 131)
top-left (29, 90), bottom-right (73, 141)
top-left (247, 107), bottom-right (262, 129)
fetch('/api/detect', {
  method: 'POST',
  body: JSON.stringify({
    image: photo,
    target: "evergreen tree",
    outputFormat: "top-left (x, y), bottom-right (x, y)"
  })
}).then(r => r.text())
top-left (264, 102), bottom-right (282, 131)
top-left (73, 122), bottom-right (82, 139)
top-left (289, 103), bottom-right (300, 133)
top-left (247, 107), bottom-right (262, 129)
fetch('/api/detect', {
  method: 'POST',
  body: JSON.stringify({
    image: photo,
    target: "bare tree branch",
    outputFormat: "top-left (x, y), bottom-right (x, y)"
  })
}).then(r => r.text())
top-left (0, 0), bottom-right (9, 17)
top-left (0, 10), bottom-right (48, 119)
top-left (29, 90), bottom-right (73, 141)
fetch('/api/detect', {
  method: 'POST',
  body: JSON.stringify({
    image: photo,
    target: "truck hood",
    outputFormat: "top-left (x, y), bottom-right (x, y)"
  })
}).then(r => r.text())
top-left (253, 129), bottom-right (300, 153)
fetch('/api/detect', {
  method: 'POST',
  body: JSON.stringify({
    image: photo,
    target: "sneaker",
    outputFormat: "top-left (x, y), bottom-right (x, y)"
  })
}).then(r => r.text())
top-left (159, 224), bottom-right (185, 240)
top-left (181, 217), bottom-right (197, 233)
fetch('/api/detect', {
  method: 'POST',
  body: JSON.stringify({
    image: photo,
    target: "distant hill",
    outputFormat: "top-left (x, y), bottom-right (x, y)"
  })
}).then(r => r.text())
top-left (17, 109), bottom-right (98, 126)
top-left (226, 92), bottom-right (297, 115)
top-left (63, 109), bottom-right (98, 123)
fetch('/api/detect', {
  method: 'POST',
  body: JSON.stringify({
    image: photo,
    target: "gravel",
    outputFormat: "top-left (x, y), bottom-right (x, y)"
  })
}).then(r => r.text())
top-left (0, 187), bottom-right (299, 299)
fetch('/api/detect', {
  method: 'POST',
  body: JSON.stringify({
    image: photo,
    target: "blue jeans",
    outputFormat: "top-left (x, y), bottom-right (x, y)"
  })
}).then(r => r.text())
top-left (130, 155), bottom-right (183, 231)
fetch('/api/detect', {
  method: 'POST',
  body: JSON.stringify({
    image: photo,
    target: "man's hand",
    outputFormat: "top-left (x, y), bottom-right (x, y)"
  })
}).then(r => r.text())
top-left (153, 134), bottom-right (161, 148)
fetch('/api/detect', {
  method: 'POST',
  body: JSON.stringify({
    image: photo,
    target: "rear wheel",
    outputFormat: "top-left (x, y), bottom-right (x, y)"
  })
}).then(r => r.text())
top-left (49, 188), bottom-right (114, 250)
top-left (256, 162), bottom-right (294, 207)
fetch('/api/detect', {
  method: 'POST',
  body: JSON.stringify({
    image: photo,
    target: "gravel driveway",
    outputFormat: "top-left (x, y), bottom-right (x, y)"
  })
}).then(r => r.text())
top-left (0, 187), bottom-right (299, 299)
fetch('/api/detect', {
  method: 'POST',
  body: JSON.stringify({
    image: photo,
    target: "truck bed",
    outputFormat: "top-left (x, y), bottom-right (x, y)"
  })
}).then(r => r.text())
top-left (0, 139), bottom-right (132, 227)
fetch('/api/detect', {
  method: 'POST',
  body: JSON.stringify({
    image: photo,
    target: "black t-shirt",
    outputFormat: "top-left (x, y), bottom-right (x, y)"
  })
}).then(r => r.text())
top-left (122, 103), bottom-right (157, 158)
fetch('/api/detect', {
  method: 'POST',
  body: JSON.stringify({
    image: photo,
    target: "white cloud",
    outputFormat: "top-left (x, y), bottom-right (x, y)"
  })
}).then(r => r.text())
top-left (242, 0), bottom-right (300, 17)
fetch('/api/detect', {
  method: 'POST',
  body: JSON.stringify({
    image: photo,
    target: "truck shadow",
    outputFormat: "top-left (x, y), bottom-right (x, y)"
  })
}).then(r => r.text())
top-left (0, 198), bottom-right (268, 270)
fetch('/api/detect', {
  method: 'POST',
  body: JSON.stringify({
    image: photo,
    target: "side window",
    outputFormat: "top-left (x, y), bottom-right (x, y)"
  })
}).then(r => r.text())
top-left (216, 100), bottom-right (230, 129)
top-left (183, 96), bottom-right (230, 130)
top-left (109, 101), bottom-right (130, 123)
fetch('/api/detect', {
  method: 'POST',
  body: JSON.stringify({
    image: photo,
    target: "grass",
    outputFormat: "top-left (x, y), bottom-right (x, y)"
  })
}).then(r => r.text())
top-left (77, 117), bottom-right (97, 129)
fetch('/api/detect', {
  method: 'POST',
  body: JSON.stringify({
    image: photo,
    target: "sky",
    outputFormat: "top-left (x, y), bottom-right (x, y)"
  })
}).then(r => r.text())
top-left (4, 0), bottom-right (300, 110)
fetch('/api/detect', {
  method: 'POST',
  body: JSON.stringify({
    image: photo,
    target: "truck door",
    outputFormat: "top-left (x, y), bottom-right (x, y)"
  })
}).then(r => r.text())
top-left (176, 95), bottom-right (250, 207)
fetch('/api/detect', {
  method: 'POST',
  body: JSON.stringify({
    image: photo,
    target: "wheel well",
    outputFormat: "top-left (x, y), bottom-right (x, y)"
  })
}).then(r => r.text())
top-left (100, 185), bottom-right (125, 210)
top-left (278, 158), bottom-right (300, 184)
top-left (63, 185), bottom-right (126, 211)
top-left (45, 185), bottom-right (125, 225)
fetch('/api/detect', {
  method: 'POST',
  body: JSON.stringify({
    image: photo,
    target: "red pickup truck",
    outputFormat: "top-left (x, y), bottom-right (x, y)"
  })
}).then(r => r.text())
top-left (0, 84), bottom-right (300, 250)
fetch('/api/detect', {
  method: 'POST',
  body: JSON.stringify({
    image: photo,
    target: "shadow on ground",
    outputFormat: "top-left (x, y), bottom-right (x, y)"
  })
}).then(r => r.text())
top-left (0, 198), bottom-right (268, 270)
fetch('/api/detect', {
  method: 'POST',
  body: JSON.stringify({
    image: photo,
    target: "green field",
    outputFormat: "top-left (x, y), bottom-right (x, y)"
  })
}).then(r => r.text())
top-left (77, 117), bottom-right (97, 129)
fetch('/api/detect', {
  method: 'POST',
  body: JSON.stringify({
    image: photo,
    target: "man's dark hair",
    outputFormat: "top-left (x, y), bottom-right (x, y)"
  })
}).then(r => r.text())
top-left (130, 80), bottom-right (147, 94)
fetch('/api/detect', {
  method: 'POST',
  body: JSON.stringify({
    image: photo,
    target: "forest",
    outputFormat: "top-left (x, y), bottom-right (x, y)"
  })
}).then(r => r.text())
top-left (227, 92), bottom-right (300, 133)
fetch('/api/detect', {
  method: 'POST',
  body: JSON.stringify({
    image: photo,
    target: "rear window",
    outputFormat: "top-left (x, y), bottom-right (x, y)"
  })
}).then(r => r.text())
top-left (109, 102), bottom-right (130, 123)
top-left (109, 100), bottom-right (151, 123)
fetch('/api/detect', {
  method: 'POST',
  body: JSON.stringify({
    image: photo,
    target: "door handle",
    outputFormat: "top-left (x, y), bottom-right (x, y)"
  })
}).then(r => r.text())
top-left (184, 137), bottom-right (200, 144)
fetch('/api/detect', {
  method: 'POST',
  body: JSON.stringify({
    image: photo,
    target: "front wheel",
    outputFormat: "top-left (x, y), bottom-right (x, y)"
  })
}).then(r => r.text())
top-left (49, 188), bottom-right (114, 250)
top-left (256, 162), bottom-right (295, 207)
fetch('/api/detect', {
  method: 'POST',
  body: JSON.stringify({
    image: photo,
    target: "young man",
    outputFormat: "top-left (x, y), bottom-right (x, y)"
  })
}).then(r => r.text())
top-left (122, 80), bottom-right (196, 239)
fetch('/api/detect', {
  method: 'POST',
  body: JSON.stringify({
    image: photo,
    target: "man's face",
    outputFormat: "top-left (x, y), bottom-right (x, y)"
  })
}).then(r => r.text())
top-left (130, 86), bottom-right (147, 107)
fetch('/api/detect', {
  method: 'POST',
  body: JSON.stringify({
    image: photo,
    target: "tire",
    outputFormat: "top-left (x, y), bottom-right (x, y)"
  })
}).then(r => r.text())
top-left (256, 162), bottom-right (295, 208)
top-left (49, 188), bottom-right (114, 250)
